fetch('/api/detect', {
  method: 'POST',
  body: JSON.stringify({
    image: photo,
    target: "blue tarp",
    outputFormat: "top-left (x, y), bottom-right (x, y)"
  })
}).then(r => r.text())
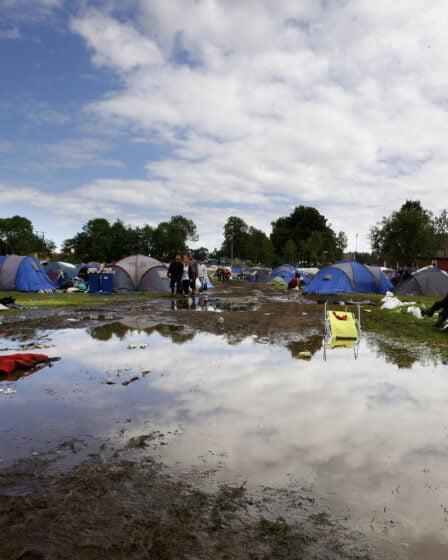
top-left (304, 260), bottom-right (393, 295)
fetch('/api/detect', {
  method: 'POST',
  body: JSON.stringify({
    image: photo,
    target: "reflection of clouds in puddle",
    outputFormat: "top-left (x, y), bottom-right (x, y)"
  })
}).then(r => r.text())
top-left (2, 328), bottom-right (448, 547)
top-left (367, 382), bottom-right (419, 405)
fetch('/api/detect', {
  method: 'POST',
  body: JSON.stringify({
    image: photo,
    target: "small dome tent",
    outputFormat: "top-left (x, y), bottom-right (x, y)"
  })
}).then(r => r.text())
top-left (393, 266), bottom-right (448, 296)
top-left (248, 268), bottom-right (270, 282)
top-left (303, 260), bottom-right (393, 295)
top-left (43, 261), bottom-right (76, 285)
top-left (267, 264), bottom-right (297, 285)
top-left (0, 255), bottom-right (55, 292)
top-left (111, 255), bottom-right (170, 292)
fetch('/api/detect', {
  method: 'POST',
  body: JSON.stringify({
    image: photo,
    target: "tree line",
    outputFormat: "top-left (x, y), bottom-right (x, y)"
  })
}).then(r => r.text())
top-left (1, 200), bottom-right (447, 267)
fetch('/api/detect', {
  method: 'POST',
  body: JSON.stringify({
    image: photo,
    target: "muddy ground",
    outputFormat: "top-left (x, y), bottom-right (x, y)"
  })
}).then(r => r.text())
top-left (0, 282), bottom-right (397, 560)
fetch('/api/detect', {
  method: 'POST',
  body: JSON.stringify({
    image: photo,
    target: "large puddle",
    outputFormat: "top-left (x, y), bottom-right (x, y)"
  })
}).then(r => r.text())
top-left (1, 322), bottom-right (448, 557)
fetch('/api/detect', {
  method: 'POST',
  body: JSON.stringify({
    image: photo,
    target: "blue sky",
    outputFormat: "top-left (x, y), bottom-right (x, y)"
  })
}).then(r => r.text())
top-left (1, 0), bottom-right (447, 254)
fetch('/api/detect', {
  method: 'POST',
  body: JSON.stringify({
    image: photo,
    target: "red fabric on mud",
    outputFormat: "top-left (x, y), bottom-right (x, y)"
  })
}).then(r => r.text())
top-left (0, 353), bottom-right (49, 375)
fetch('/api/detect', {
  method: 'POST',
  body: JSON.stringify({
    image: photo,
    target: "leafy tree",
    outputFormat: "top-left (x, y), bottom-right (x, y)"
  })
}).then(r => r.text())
top-left (221, 217), bottom-right (249, 261)
top-left (62, 215), bottom-right (198, 263)
top-left (271, 206), bottom-right (340, 265)
top-left (134, 224), bottom-right (154, 255)
top-left (304, 231), bottom-right (323, 265)
top-left (434, 209), bottom-right (448, 251)
top-left (335, 231), bottom-right (347, 260)
top-left (282, 239), bottom-right (297, 264)
top-left (192, 247), bottom-right (209, 260)
top-left (0, 215), bottom-right (54, 257)
top-left (369, 200), bottom-right (437, 266)
top-left (152, 215), bottom-right (198, 261)
top-left (108, 220), bottom-right (143, 261)
top-left (62, 218), bottom-right (112, 262)
top-left (354, 251), bottom-right (372, 265)
top-left (246, 227), bottom-right (276, 265)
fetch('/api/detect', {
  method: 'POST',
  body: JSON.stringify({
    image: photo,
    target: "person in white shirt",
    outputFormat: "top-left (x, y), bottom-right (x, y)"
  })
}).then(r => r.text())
top-left (197, 259), bottom-right (208, 292)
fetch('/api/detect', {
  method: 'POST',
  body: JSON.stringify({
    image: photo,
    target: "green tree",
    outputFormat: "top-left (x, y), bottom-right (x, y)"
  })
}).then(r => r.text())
top-left (109, 220), bottom-right (138, 261)
top-left (62, 218), bottom-right (112, 262)
top-left (192, 247), bottom-right (209, 260)
top-left (434, 209), bottom-right (448, 251)
top-left (134, 224), bottom-right (154, 255)
top-left (271, 206), bottom-right (340, 265)
top-left (369, 200), bottom-right (437, 266)
top-left (152, 215), bottom-right (198, 261)
top-left (221, 217), bottom-right (249, 261)
top-left (246, 227), bottom-right (276, 265)
top-left (304, 231), bottom-right (323, 265)
top-left (0, 215), bottom-right (54, 257)
top-left (335, 231), bottom-right (348, 260)
top-left (282, 239), bottom-right (297, 264)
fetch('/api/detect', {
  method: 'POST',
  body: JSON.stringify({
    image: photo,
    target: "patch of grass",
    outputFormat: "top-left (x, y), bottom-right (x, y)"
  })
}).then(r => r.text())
top-left (339, 294), bottom-right (448, 359)
top-left (0, 291), bottom-right (162, 308)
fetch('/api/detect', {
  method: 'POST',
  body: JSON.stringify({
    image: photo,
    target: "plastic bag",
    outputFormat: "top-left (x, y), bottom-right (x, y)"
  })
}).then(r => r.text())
top-left (195, 278), bottom-right (201, 290)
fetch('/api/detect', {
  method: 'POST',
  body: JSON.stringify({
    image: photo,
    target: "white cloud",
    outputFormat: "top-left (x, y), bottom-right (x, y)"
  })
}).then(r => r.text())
top-left (3, 0), bottom-right (448, 252)
top-left (70, 9), bottom-right (163, 71)
top-left (0, 27), bottom-right (21, 39)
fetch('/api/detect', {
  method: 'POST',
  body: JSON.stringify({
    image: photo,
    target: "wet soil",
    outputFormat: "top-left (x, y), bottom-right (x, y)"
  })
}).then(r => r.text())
top-left (0, 282), bottom-right (392, 559)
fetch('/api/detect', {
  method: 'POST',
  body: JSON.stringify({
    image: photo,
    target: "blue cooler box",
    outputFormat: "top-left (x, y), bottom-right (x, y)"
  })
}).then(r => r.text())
top-left (88, 274), bottom-right (100, 293)
top-left (101, 273), bottom-right (114, 292)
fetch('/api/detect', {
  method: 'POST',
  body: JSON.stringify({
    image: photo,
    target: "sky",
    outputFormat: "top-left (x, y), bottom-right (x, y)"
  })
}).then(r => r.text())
top-left (1, 0), bottom-right (447, 254)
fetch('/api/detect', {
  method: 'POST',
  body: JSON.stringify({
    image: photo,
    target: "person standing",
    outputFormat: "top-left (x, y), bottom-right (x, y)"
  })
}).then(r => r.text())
top-left (181, 255), bottom-right (192, 296)
top-left (167, 255), bottom-right (183, 296)
top-left (189, 254), bottom-right (199, 296)
top-left (197, 259), bottom-right (208, 292)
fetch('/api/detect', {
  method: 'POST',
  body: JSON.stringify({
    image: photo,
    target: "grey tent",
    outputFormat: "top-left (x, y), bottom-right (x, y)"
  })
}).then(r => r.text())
top-left (111, 255), bottom-right (170, 292)
top-left (393, 266), bottom-right (448, 296)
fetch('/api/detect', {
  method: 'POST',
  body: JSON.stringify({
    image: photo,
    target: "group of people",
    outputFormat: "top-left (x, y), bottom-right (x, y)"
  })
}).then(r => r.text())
top-left (167, 254), bottom-right (208, 297)
top-left (216, 266), bottom-right (231, 282)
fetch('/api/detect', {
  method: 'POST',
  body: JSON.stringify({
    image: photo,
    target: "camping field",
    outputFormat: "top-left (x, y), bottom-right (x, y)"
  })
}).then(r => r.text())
top-left (1, 281), bottom-right (448, 560)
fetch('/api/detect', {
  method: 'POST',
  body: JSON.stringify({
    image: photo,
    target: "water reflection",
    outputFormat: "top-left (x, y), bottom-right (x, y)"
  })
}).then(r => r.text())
top-left (88, 320), bottom-right (195, 344)
top-left (169, 296), bottom-right (259, 312)
top-left (1, 325), bottom-right (448, 555)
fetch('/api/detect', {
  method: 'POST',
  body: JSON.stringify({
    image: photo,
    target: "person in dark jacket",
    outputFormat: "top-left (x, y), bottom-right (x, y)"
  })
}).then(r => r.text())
top-left (167, 255), bottom-right (183, 295)
top-left (421, 293), bottom-right (448, 327)
top-left (188, 254), bottom-right (199, 296)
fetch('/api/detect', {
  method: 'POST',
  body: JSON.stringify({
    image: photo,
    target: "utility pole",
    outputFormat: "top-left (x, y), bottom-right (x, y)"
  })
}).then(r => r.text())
top-left (355, 233), bottom-right (358, 261)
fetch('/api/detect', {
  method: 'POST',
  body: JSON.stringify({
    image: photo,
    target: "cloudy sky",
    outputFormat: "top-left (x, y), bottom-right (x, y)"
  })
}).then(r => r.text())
top-left (1, 0), bottom-right (447, 253)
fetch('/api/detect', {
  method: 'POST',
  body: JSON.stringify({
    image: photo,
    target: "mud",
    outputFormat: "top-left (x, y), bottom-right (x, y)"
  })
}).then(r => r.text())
top-left (0, 282), bottom-right (397, 559)
top-left (1, 438), bottom-right (381, 560)
top-left (0, 283), bottom-right (328, 341)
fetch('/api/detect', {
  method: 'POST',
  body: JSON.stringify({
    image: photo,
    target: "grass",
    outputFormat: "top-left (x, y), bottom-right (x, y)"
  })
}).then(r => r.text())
top-left (338, 293), bottom-right (448, 359)
top-left (0, 290), bottom-right (161, 308)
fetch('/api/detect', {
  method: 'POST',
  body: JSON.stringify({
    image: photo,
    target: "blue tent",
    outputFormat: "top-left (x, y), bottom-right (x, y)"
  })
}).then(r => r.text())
top-left (0, 255), bottom-right (55, 292)
top-left (304, 260), bottom-right (393, 295)
top-left (267, 264), bottom-right (297, 285)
